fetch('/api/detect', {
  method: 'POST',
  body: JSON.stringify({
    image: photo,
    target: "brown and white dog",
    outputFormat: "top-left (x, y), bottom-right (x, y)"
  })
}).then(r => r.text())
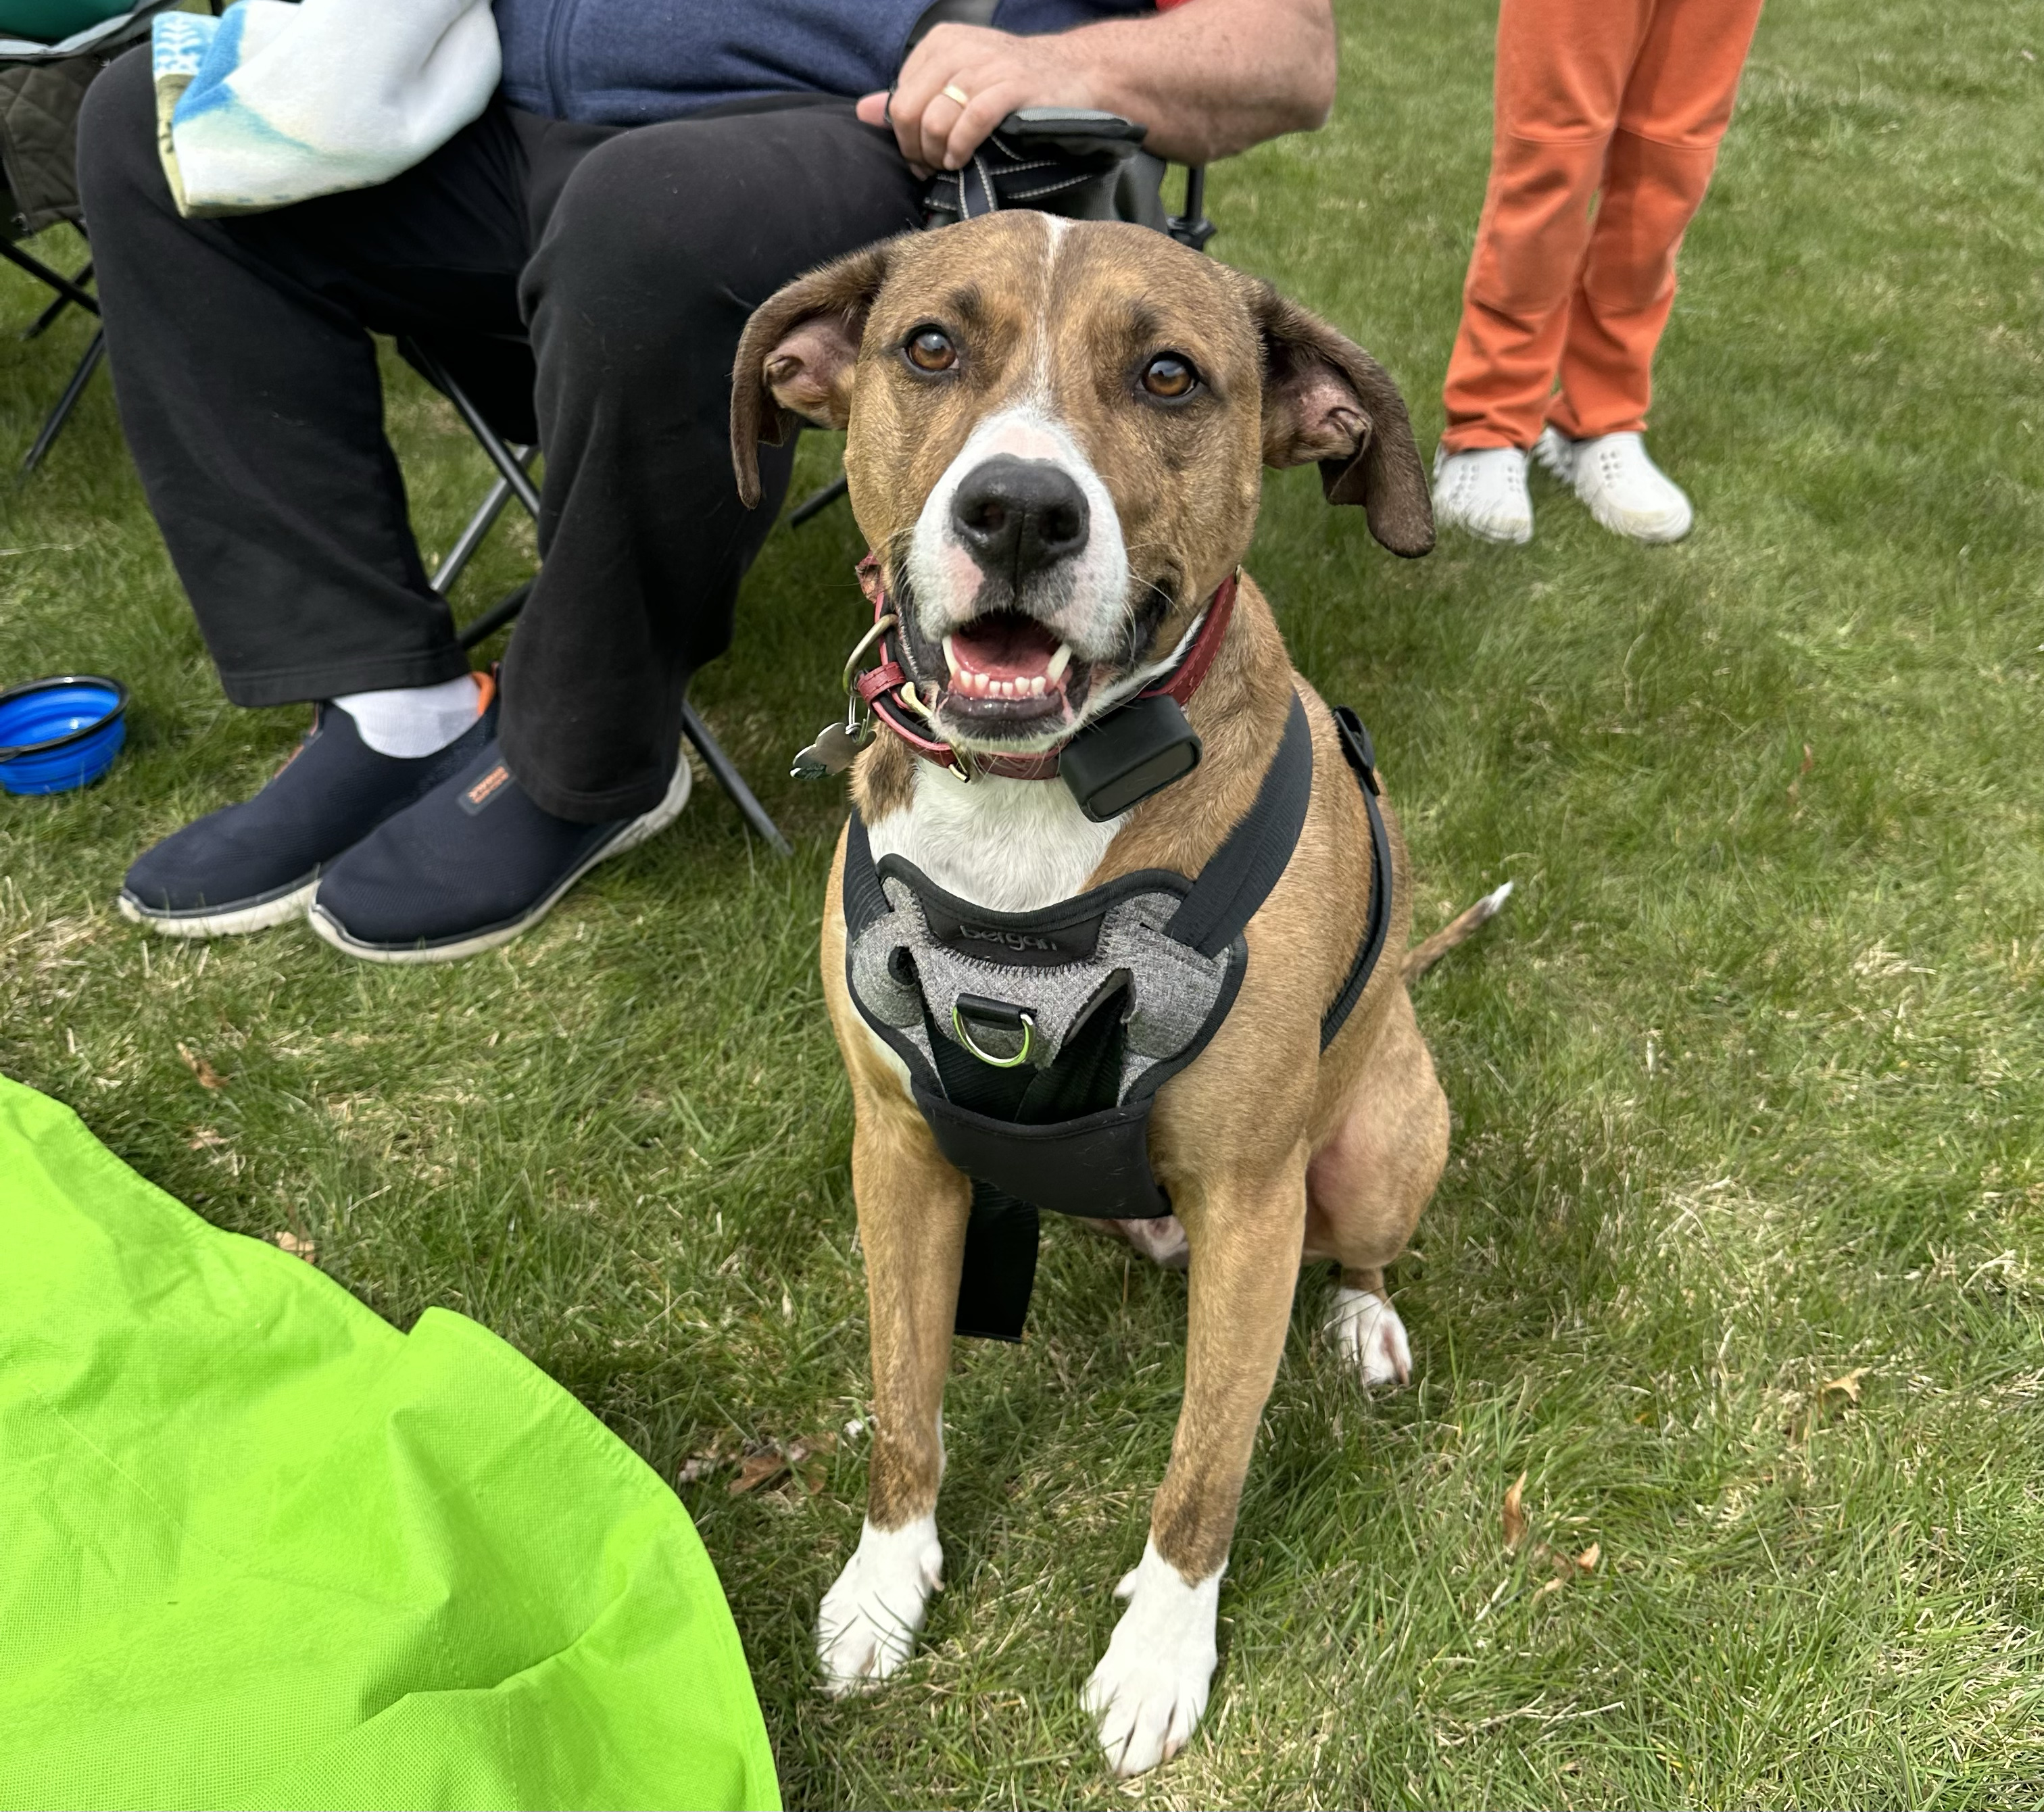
top-left (731, 212), bottom-right (1500, 1776)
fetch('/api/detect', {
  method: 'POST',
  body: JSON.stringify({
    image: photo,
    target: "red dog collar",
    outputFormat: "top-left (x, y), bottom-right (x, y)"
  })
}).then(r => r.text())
top-left (847, 553), bottom-right (1239, 783)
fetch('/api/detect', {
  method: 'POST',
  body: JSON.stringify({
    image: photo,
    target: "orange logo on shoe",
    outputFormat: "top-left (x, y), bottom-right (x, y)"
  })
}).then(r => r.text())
top-left (460, 763), bottom-right (512, 815)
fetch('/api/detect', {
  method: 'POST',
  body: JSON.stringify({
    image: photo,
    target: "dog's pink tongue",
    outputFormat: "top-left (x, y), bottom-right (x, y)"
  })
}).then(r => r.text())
top-left (950, 612), bottom-right (1060, 681)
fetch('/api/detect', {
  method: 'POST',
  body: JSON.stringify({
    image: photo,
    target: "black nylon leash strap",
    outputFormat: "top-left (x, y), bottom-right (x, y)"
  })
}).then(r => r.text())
top-left (1318, 704), bottom-right (1395, 1049)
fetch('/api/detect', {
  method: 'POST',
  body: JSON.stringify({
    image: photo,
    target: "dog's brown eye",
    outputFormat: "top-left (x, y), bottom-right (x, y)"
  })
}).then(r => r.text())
top-left (1141, 353), bottom-right (1197, 399)
top-left (905, 327), bottom-right (957, 373)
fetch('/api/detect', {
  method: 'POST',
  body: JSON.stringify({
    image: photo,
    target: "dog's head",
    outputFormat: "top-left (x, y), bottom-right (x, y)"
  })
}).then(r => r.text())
top-left (733, 213), bottom-right (1430, 754)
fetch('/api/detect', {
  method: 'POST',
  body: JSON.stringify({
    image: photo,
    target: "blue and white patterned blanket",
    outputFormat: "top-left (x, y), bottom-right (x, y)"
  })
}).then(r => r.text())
top-left (151, 0), bottom-right (499, 217)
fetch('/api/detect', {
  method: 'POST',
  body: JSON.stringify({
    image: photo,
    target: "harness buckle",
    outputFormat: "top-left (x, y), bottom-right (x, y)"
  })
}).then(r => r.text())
top-left (952, 995), bottom-right (1036, 1068)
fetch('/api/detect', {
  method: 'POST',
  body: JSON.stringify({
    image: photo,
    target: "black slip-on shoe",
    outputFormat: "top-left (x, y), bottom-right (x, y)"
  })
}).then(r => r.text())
top-left (305, 741), bottom-right (691, 963)
top-left (118, 681), bottom-right (497, 939)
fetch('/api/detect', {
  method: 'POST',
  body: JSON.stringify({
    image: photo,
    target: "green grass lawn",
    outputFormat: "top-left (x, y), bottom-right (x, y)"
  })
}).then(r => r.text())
top-left (4, 1), bottom-right (2041, 1804)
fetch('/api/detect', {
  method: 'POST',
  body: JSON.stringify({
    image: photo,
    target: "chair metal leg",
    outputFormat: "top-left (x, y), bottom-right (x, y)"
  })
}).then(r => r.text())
top-left (682, 700), bottom-right (792, 856)
top-left (0, 239), bottom-right (100, 317)
top-left (789, 471), bottom-right (849, 527)
top-left (24, 260), bottom-right (92, 340)
top-left (456, 577), bottom-right (533, 652)
top-left (23, 328), bottom-right (105, 474)
top-left (402, 339), bottom-right (543, 519)
top-left (431, 449), bottom-right (534, 596)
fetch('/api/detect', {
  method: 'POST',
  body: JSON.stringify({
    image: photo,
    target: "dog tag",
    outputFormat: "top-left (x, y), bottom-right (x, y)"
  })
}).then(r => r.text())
top-left (791, 718), bottom-right (863, 779)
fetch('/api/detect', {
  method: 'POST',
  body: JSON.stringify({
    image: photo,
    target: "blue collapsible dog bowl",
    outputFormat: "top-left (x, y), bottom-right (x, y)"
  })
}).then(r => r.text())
top-left (0, 675), bottom-right (129, 794)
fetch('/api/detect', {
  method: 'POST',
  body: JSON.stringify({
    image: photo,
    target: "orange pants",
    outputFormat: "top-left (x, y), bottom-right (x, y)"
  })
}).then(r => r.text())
top-left (1440, 0), bottom-right (1764, 451)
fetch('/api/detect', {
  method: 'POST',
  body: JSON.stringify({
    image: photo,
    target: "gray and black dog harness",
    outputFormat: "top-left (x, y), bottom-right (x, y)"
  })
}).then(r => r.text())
top-left (837, 688), bottom-right (1394, 1341)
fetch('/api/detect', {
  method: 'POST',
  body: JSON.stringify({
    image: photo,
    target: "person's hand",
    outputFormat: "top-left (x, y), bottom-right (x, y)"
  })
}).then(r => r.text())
top-left (856, 24), bottom-right (1105, 176)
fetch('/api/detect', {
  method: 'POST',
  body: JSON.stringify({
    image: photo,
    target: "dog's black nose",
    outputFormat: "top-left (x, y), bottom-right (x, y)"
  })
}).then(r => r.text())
top-left (950, 455), bottom-right (1090, 579)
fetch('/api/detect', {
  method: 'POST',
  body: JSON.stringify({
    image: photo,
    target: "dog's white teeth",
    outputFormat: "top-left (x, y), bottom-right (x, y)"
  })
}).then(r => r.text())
top-left (1029, 676), bottom-right (1046, 697)
top-left (942, 635), bottom-right (960, 679)
top-left (1046, 643), bottom-right (1072, 683)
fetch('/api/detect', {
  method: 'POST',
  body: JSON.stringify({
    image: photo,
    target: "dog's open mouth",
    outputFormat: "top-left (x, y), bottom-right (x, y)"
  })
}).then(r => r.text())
top-left (931, 610), bottom-right (1089, 731)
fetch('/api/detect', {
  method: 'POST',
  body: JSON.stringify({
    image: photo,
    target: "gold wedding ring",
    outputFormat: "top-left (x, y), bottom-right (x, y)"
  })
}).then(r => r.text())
top-left (941, 81), bottom-right (971, 108)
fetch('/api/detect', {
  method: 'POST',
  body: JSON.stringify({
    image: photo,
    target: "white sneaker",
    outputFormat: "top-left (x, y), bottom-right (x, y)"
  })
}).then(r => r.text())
top-left (1534, 428), bottom-right (1693, 543)
top-left (1430, 444), bottom-right (1533, 545)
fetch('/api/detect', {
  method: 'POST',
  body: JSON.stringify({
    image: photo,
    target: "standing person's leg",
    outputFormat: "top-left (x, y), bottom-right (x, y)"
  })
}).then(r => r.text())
top-left (309, 103), bottom-right (921, 962)
top-left (1432, 0), bottom-right (1646, 542)
top-left (1536, 0), bottom-right (1764, 541)
top-left (75, 49), bottom-right (543, 933)
top-left (1548, 0), bottom-right (1766, 443)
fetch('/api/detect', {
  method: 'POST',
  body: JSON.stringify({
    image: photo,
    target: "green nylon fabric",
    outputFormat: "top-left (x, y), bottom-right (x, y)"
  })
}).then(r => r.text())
top-left (0, 1076), bottom-right (779, 1812)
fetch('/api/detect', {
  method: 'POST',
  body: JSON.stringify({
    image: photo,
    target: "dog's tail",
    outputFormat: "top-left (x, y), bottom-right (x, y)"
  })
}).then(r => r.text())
top-left (1403, 880), bottom-right (1513, 983)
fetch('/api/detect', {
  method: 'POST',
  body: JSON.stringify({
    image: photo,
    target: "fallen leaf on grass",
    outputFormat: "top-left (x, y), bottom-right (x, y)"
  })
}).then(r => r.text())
top-left (723, 1431), bottom-right (840, 1497)
top-left (1533, 1577), bottom-right (1565, 1601)
top-left (1576, 1542), bottom-right (1601, 1572)
top-left (1820, 1367), bottom-right (1872, 1404)
top-left (728, 1452), bottom-right (789, 1496)
top-left (272, 1231), bottom-right (316, 1263)
top-left (1503, 1471), bottom-right (1528, 1552)
top-left (1791, 1366), bottom-right (1876, 1440)
top-left (176, 1044), bottom-right (226, 1089)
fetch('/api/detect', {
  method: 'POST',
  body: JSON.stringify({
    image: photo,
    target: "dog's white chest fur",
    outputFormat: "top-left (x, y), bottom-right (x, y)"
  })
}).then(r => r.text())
top-left (866, 763), bottom-right (1121, 913)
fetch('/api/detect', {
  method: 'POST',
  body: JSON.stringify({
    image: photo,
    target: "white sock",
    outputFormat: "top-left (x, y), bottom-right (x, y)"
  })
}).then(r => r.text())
top-left (334, 674), bottom-right (482, 759)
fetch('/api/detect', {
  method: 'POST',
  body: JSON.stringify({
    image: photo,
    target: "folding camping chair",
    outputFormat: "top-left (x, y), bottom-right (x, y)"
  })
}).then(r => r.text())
top-left (0, 1), bottom-right (179, 471)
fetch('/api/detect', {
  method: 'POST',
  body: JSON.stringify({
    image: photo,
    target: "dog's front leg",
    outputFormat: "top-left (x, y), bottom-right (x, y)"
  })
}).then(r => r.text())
top-left (817, 1083), bottom-right (970, 1695)
top-left (1084, 1153), bottom-right (1307, 1775)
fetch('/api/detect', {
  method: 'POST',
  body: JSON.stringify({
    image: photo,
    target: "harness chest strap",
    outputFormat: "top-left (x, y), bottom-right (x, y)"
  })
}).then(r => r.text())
top-left (840, 690), bottom-right (1396, 1341)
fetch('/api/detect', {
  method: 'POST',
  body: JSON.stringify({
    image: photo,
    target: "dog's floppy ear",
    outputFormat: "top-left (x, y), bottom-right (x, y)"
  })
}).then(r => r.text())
top-left (1240, 278), bottom-right (1434, 558)
top-left (730, 239), bottom-right (897, 508)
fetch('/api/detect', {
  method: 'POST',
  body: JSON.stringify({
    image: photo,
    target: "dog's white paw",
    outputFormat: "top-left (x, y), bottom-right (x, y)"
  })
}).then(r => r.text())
top-left (1081, 1540), bottom-right (1220, 1777)
top-left (1327, 1285), bottom-right (1413, 1388)
top-left (817, 1515), bottom-right (942, 1696)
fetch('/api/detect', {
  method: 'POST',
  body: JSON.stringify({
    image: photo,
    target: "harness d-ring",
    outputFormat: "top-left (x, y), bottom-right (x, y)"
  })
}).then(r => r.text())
top-left (953, 1003), bottom-right (1035, 1068)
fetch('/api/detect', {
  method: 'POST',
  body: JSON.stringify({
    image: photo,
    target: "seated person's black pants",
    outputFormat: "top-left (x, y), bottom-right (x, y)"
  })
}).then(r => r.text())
top-left (77, 50), bottom-right (923, 823)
